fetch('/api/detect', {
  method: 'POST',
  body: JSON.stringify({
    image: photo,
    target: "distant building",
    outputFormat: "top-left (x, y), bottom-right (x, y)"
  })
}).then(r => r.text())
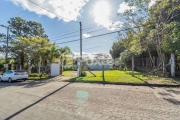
top-left (73, 52), bottom-right (115, 70)
top-left (89, 59), bottom-right (113, 70)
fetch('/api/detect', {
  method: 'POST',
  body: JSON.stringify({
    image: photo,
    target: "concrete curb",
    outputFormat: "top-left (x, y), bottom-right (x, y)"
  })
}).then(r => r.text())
top-left (104, 82), bottom-right (180, 87)
top-left (68, 81), bottom-right (180, 88)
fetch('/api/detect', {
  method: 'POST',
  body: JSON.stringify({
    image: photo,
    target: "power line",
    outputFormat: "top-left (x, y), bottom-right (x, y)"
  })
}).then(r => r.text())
top-left (86, 28), bottom-right (106, 34)
top-left (84, 31), bottom-right (118, 40)
top-left (83, 43), bottom-right (110, 51)
top-left (71, 38), bottom-right (113, 51)
top-left (55, 39), bottom-right (80, 45)
top-left (56, 30), bottom-right (120, 45)
top-left (48, 24), bottom-right (105, 39)
top-left (48, 25), bottom-right (100, 39)
top-left (48, 16), bottom-right (121, 38)
top-left (50, 28), bottom-right (107, 41)
top-left (49, 30), bottom-right (80, 39)
top-left (1, 12), bottom-right (120, 40)
top-left (51, 34), bottom-right (80, 41)
top-left (1, 3), bottom-right (121, 40)
top-left (50, 23), bottom-right (123, 42)
top-left (55, 26), bottom-right (139, 45)
top-left (74, 43), bottom-right (111, 53)
top-left (27, 0), bottom-right (79, 23)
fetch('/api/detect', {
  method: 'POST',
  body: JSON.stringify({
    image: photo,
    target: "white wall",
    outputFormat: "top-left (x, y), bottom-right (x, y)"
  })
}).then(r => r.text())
top-left (51, 63), bottom-right (60, 76)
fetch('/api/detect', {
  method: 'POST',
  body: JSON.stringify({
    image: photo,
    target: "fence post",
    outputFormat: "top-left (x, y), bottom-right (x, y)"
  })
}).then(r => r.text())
top-left (102, 61), bottom-right (105, 85)
top-left (171, 53), bottom-right (175, 77)
top-left (132, 56), bottom-right (134, 76)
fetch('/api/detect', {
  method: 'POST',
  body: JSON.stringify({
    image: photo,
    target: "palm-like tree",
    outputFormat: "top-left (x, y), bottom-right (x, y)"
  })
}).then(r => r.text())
top-left (58, 46), bottom-right (73, 74)
top-left (45, 44), bottom-right (60, 63)
top-left (38, 44), bottom-right (60, 74)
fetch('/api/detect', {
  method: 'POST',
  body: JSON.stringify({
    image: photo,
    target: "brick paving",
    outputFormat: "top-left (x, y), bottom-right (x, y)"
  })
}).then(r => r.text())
top-left (39, 82), bottom-right (180, 120)
top-left (0, 76), bottom-right (179, 120)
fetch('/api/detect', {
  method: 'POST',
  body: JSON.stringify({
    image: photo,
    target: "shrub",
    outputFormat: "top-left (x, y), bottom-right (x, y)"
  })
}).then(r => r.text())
top-left (63, 65), bottom-right (73, 71)
top-left (81, 70), bottom-right (87, 77)
top-left (0, 63), bottom-right (4, 71)
top-left (72, 65), bottom-right (77, 71)
top-left (29, 73), bottom-right (40, 77)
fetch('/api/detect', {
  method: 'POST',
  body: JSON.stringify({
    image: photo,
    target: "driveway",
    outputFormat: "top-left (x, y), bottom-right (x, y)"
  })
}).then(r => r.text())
top-left (0, 77), bottom-right (179, 120)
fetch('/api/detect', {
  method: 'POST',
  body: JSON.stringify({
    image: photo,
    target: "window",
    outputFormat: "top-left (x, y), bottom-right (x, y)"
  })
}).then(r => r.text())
top-left (8, 71), bottom-right (13, 74)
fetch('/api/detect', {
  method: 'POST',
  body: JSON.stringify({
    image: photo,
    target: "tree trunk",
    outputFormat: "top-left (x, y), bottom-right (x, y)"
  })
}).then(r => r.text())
top-left (132, 56), bottom-right (134, 77)
top-left (147, 48), bottom-right (155, 68)
top-left (28, 60), bottom-right (31, 74)
top-left (60, 57), bottom-right (63, 75)
top-left (162, 53), bottom-right (166, 73)
top-left (38, 63), bottom-right (41, 74)
top-left (21, 52), bottom-right (24, 69)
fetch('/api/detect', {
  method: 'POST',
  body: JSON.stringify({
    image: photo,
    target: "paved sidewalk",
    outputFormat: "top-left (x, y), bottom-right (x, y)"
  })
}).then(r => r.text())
top-left (0, 77), bottom-right (179, 120)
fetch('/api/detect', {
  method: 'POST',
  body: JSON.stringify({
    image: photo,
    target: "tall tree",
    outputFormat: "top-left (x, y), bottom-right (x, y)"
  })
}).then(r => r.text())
top-left (58, 46), bottom-right (73, 74)
top-left (11, 37), bottom-right (51, 69)
top-left (110, 41), bottom-right (125, 60)
top-left (45, 44), bottom-right (60, 63)
top-left (8, 17), bottom-right (48, 39)
top-left (0, 33), bottom-right (6, 53)
top-left (112, 0), bottom-right (180, 73)
top-left (8, 17), bottom-right (49, 69)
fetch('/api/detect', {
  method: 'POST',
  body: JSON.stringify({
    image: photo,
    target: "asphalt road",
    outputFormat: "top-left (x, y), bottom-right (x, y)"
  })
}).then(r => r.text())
top-left (0, 77), bottom-right (179, 120)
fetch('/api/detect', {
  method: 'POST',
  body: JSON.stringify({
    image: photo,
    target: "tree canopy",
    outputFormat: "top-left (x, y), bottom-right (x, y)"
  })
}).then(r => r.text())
top-left (8, 17), bottom-right (48, 39)
top-left (110, 0), bottom-right (180, 69)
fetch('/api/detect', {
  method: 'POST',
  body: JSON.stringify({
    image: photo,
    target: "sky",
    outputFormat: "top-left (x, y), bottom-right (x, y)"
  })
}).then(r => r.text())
top-left (0, 0), bottom-right (155, 57)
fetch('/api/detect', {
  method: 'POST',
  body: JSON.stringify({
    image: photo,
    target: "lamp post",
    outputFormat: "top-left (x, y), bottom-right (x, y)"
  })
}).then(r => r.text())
top-left (0, 24), bottom-right (9, 71)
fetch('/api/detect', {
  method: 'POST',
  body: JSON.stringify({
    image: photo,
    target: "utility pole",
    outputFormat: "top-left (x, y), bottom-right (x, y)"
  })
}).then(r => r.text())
top-left (79, 22), bottom-right (82, 77)
top-left (0, 25), bottom-right (9, 70)
top-left (6, 26), bottom-right (9, 65)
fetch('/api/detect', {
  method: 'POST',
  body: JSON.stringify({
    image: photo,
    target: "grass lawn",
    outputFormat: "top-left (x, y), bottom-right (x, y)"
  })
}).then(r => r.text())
top-left (62, 71), bottom-right (74, 76)
top-left (68, 70), bottom-right (180, 85)
top-left (28, 74), bottom-right (51, 80)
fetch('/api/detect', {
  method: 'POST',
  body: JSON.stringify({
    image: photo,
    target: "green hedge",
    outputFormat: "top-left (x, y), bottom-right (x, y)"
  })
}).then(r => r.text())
top-left (63, 66), bottom-right (73, 71)
top-left (29, 73), bottom-right (40, 77)
top-left (29, 74), bottom-right (50, 77)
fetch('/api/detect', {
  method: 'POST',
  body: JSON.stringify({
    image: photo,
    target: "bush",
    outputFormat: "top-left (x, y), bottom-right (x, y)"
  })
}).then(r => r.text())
top-left (72, 65), bottom-right (77, 71)
top-left (81, 70), bottom-right (87, 77)
top-left (0, 63), bottom-right (4, 71)
top-left (29, 73), bottom-right (40, 77)
top-left (29, 73), bottom-right (50, 78)
top-left (63, 65), bottom-right (73, 71)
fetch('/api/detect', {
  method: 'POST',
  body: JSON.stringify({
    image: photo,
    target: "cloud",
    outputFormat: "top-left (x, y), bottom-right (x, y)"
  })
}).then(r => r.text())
top-left (83, 33), bottom-right (92, 38)
top-left (149, 0), bottom-right (157, 7)
top-left (10, 0), bottom-right (89, 22)
top-left (118, 2), bottom-right (136, 13)
top-left (92, 1), bottom-right (123, 30)
top-left (109, 21), bottom-right (123, 30)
